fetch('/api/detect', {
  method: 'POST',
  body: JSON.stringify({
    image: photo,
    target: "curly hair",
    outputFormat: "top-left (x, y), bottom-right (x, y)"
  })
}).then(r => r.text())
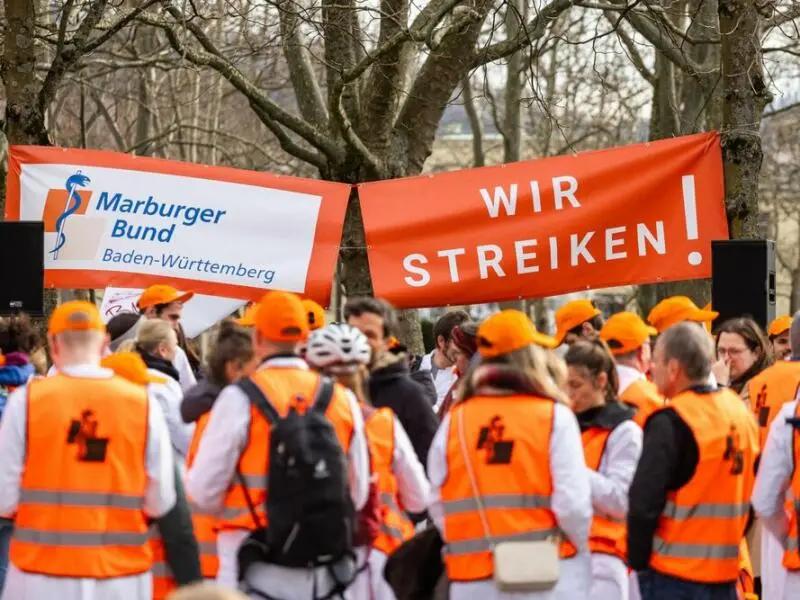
top-left (0, 313), bottom-right (40, 355)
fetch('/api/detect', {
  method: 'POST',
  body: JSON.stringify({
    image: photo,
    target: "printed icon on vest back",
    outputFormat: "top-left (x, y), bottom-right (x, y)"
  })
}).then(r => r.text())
top-left (476, 415), bottom-right (515, 464)
top-left (66, 409), bottom-right (109, 462)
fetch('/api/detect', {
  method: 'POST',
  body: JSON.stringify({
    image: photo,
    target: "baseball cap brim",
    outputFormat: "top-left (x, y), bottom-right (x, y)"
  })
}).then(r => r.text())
top-left (533, 331), bottom-right (559, 349)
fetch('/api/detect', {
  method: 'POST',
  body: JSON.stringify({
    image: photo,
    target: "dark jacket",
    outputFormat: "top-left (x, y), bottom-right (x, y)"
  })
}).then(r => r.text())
top-left (156, 465), bottom-right (203, 586)
top-left (410, 369), bottom-right (437, 408)
top-left (369, 352), bottom-right (439, 468)
top-left (138, 346), bottom-right (181, 383)
top-left (181, 379), bottom-right (222, 424)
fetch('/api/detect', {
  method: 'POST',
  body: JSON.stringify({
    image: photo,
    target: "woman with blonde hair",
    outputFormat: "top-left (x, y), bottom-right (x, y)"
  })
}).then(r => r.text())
top-left (305, 323), bottom-right (430, 600)
top-left (565, 339), bottom-right (642, 600)
top-left (428, 309), bottom-right (592, 600)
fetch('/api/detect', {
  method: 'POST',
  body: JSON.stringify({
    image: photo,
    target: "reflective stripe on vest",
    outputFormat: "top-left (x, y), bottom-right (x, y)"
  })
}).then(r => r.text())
top-left (441, 495), bottom-right (552, 514)
top-left (649, 389), bottom-right (758, 583)
top-left (14, 529), bottom-right (149, 547)
top-left (18, 489), bottom-right (144, 509)
top-left (445, 528), bottom-right (560, 556)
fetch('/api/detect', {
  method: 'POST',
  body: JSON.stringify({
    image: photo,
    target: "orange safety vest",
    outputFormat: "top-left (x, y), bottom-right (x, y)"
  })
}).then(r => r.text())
top-left (582, 425), bottom-right (627, 561)
top-left (440, 394), bottom-right (576, 582)
top-left (620, 378), bottom-right (665, 428)
top-left (747, 360), bottom-right (800, 448)
top-left (219, 367), bottom-right (356, 530)
top-left (649, 388), bottom-right (758, 583)
top-left (365, 408), bottom-right (415, 555)
top-left (783, 400), bottom-right (800, 571)
top-left (150, 411), bottom-right (220, 600)
top-left (10, 374), bottom-right (152, 578)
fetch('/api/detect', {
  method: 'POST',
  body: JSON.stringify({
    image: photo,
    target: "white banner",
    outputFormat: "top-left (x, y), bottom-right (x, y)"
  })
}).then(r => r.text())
top-left (99, 287), bottom-right (245, 338)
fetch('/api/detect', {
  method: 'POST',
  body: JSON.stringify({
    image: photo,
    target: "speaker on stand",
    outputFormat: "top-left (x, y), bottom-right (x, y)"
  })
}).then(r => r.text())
top-left (0, 221), bottom-right (45, 316)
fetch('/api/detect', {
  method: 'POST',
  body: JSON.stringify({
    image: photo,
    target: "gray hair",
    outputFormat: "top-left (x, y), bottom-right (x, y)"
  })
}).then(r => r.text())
top-left (791, 311), bottom-right (800, 358)
top-left (657, 321), bottom-right (714, 382)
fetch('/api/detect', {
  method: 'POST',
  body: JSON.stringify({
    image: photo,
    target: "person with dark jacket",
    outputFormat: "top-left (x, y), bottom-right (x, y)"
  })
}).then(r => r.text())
top-left (346, 297), bottom-right (439, 468)
top-left (388, 337), bottom-right (438, 407)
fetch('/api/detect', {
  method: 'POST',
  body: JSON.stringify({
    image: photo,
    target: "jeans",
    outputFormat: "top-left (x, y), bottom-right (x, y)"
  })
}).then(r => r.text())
top-left (0, 518), bottom-right (11, 595)
top-left (638, 570), bottom-right (737, 600)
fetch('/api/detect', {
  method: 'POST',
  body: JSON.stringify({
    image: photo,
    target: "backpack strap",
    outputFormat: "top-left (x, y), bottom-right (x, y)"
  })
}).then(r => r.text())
top-left (311, 376), bottom-right (336, 415)
top-left (237, 377), bottom-right (281, 425)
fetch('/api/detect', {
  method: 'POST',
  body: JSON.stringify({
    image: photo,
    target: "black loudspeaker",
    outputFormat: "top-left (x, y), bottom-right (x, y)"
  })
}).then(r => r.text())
top-left (0, 221), bottom-right (45, 316)
top-left (711, 240), bottom-right (776, 331)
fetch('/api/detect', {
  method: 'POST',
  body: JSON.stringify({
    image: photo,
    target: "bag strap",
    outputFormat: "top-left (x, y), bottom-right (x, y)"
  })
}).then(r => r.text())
top-left (457, 408), bottom-right (495, 550)
top-left (237, 377), bottom-right (281, 425)
top-left (310, 376), bottom-right (335, 415)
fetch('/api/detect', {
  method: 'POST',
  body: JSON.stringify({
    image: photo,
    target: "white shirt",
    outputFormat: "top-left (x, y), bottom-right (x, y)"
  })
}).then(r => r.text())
top-left (389, 415), bottom-right (431, 514)
top-left (172, 346), bottom-right (197, 392)
top-left (752, 399), bottom-right (797, 542)
top-left (589, 420), bottom-right (643, 522)
top-left (419, 351), bottom-right (459, 410)
top-left (0, 364), bottom-right (176, 600)
top-left (616, 364), bottom-right (646, 396)
top-left (148, 369), bottom-right (194, 459)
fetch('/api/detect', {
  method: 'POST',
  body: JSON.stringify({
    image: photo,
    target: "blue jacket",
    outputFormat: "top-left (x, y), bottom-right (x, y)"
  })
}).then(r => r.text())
top-left (0, 363), bottom-right (34, 419)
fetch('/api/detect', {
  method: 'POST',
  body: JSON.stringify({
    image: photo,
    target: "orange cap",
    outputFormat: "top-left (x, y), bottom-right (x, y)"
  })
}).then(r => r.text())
top-left (477, 310), bottom-right (557, 357)
top-left (647, 296), bottom-right (718, 333)
top-left (236, 303), bottom-right (259, 327)
top-left (302, 299), bottom-right (326, 331)
top-left (0, 352), bottom-right (5, 367)
top-left (137, 285), bottom-right (194, 310)
top-left (554, 299), bottom-right (602, 345)
top-left (599, 312), bottom-right (658, 356)
top-left (48, 301), bottom-right (106, 336)
top-left (768, 315), bottom-right (792, 338)
top-left (255, 291), bottom-right (309, 342)
top-left (101, 352), bottom-right (166, 385)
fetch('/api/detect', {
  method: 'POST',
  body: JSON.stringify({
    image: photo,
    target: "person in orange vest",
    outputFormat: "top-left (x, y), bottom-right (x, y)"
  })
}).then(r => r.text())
top-left (767, 315), bottom-right (792, 361)
top-left (428, 309), bottom-right (592, 599)
top-left (751, 313), bottom-right (800, 600)
top-left (554, 299), bottom-right (604, 346)
top-left (0, 301), bottom-right (179, 600)
top-left (564, 339), bottom-right (642, 600)
top-left (599, 312), bottom-right (665, 428)
top-left (305, 323), bottom-right (430, 600)
top-left (628, 322), bottom-right (758, 600)
top-left (180, 320), bottom-right (259, 587)
top-left (186, 291), bottom-right (370, 598)
top-left (101, 352), bottom-right (203, 600)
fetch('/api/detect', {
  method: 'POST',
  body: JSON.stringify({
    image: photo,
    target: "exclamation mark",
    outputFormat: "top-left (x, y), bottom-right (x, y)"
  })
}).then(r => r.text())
top-left (682, 175), bottom-right (702, 266)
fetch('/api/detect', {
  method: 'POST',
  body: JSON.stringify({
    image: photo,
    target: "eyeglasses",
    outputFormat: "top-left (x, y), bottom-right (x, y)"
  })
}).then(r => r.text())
top-left (717, 346), bottom-right (749, 358)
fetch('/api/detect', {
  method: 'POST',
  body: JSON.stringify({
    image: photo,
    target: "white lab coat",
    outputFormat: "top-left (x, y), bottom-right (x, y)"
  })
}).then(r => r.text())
top-left (428, 402), bottom-right (593, 600)
top-left (587, 420), bottom-right (642, 600)
top-left (419, 352), bottom-right (459, 411)
top-left (172, 345), bottom-right (197, 392)
top-left (351, 416), bottom-right (431, 600)
top-left (0, 364), bottom-right (177, 600)
top-left (187, 357), bottom-right (370, 598)
top-left (148, 369), bottom-right (194, 461)
top-left (751, 399), bottom-right (800, 600)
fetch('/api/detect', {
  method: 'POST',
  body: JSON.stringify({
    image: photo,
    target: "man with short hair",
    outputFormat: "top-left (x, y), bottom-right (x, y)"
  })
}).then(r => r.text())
top-left (187, 291), bottom-right (369, 596)
top-left (345, 297), bottom-right (439, 466)
top-left (0, 301), bottom-right (177, 600)
top-left (138, 285), bottom-right (197, 391)
top-left (628, 322), bottom-right (758, 600)
top-left (599, 312), bottom-right (664, 427)
top-left (554, 299), bottom-right (604, 346)
top-left (416, 309), bottom-right (469, 410)
top-left (767, 315), bottom-right (792, 361)
top-left (752, 311), bottom-right (800, 600)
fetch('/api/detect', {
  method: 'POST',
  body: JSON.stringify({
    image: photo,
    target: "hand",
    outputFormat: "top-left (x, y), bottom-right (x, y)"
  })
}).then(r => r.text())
top-left (712, 358), bottom-right (730, 386)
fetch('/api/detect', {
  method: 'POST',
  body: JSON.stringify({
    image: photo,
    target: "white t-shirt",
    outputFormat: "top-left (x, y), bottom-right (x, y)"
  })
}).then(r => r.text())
top-left (419, 351), bottom-right (458, 410)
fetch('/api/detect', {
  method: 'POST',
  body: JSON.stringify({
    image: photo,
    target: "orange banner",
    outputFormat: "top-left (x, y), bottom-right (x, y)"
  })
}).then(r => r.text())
top-left (359, 133), bottom-right (728, 308)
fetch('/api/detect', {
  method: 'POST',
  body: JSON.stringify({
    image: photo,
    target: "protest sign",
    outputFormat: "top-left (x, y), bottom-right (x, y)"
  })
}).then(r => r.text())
top-left (359, 132), bottom-right (729, 308)
top-left (99, 287), bottom-right (245, 338)
top-left (6, 146), bottom-right (350, 304)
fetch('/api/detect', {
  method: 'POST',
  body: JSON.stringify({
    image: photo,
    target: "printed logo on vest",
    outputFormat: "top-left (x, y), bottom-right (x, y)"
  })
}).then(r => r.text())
top-left (66, 409), bottom-right (109, 462)
top-left (476, 415), bottom-right (515, 464)
top-left (723, 424), bottom-right (744, 475)
top-left (754, 384), bottom-right (769, 427)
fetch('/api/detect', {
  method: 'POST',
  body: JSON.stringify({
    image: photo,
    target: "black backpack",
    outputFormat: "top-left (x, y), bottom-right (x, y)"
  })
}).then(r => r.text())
top-left (236, 376), bottom-right (356, 569)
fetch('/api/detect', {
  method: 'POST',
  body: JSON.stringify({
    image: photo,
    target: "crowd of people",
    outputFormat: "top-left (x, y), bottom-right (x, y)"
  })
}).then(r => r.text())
top-left (0, 286), bottom-right (798, 600)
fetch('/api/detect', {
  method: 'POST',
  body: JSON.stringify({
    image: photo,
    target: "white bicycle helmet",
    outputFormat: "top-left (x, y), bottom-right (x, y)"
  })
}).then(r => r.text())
top-left (306, 323), bottom-right (372, 373)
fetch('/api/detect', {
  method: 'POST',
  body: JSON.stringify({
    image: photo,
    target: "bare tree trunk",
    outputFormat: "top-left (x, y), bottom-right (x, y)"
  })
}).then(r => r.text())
top-left (462, 76), bottom-right (485, 167)
top-left (719, 0), bottom-right (772, 239)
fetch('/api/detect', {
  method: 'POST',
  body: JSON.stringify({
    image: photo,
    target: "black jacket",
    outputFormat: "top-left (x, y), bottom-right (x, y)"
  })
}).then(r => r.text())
top-left (181, 378), bottom-right (222, 424)
top-left (138, 346), bottom-right (181, 383)
top-left (155, 464), bottom-right (202, 585)
top-left (369, 353), bottom-right (439, 468)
